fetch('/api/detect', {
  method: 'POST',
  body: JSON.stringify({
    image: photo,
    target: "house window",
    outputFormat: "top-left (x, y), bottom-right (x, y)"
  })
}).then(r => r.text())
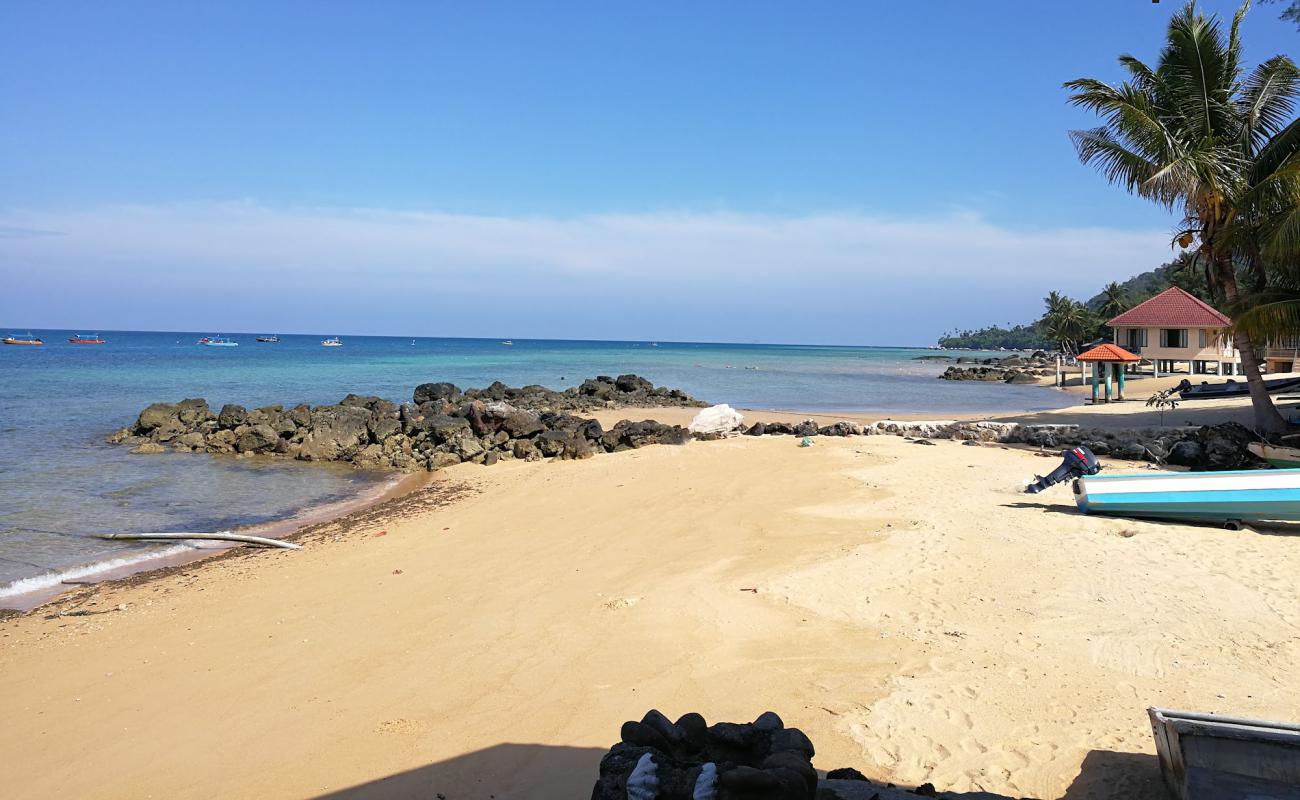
top-left (1161, 328), bottom-right (1187, 348)
top-left (1199, 329), bottom-right (1208, 348)
top-left (1126, 329), bottom-right (1147, 349)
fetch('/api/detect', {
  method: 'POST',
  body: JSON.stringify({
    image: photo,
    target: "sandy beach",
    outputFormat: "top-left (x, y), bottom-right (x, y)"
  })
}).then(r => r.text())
top-left (4, 400), bottom-right (1299, 799)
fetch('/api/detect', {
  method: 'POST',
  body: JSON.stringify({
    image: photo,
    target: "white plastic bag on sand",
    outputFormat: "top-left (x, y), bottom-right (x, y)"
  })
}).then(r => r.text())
top-left (688, 404), bottom-right (745, 434)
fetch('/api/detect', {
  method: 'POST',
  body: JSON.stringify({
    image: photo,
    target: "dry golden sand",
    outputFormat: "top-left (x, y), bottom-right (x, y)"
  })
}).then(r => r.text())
top-left (2, 433), bottom-right (1299, 799)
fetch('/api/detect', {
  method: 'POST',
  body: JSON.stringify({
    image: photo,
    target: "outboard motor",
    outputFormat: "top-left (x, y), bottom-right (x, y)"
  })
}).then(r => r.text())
top-left (1025, 446), bottom-right (1102, 493)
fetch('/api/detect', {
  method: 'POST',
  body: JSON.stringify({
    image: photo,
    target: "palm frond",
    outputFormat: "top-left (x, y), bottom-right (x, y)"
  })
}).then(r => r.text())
top-left (1238, 55), bottom-right (1300, 151)
top-left (1231, 297), bottom-right (1300, 342)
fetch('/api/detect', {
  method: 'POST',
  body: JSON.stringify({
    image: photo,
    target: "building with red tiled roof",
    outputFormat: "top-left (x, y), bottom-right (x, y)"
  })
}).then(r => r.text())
top-left (1107, 287), bottom-right (1241, 377)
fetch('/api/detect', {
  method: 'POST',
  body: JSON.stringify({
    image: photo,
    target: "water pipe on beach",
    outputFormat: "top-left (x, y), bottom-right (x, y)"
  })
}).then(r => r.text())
top-left (97, 532), bottom-right (302, 550)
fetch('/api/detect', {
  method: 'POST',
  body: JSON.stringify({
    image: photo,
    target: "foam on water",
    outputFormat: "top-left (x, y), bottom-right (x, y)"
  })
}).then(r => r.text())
top-left (0, 543), bottom-right (193, 599)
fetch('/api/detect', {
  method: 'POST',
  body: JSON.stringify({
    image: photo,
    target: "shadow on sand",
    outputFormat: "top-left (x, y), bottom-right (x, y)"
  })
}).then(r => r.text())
top-left (310, 743), bottom-right (1165, 800)
top-left (312, 742), bottom-right (606, 799)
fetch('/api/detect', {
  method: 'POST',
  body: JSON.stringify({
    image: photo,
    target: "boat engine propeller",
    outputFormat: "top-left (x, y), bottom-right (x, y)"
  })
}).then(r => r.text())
top-left (1025, 446), bottom-right (1102, 494)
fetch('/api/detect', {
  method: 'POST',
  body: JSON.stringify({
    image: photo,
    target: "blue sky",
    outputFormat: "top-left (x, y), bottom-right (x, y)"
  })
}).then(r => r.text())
top-left (2, 1), bottom-right (1297, 344)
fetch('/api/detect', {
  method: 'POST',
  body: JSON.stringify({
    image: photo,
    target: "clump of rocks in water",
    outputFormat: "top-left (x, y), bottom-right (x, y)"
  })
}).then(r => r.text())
top-left (935, 352), bottom-right (1057, 385)
top-left (108, 375), bottom-right (697, 472)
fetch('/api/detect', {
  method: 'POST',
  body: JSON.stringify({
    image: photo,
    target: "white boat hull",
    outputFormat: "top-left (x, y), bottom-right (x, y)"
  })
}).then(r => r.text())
top-left (1075, 468), bottom-right (1300, 523)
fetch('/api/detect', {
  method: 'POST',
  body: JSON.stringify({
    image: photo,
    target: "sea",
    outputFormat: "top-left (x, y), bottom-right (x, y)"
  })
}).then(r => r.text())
top-left (0, 330), bottom-right (1073, 603)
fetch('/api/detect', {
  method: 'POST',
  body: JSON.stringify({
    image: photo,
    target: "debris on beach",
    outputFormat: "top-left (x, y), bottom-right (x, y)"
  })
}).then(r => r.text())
top-left (688, 404), bottom-right (745, 436)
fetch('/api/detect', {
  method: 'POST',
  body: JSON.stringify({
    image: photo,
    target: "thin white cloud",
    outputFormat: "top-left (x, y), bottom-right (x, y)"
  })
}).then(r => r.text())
top-left (0, 202), bottom-right (1172, 343)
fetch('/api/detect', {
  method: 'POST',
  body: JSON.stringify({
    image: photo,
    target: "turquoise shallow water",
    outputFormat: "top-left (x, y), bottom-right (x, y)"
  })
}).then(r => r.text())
top-left (0, 330), bottom-right (1071, 599)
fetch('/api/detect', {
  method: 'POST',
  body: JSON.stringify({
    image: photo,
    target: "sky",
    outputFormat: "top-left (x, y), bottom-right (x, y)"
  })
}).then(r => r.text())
top-left (2, 1), bottom-right (1297, 345)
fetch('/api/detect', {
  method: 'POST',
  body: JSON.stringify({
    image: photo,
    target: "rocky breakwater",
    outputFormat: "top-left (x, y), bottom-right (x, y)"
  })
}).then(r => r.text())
top-left (937, 351), bottom-right (1056, 385)
top-left (864, 419), bottom-right (1263, 471)
top-left (108, 375), bottom-right (696, 472)
top-left (592, 710), bottom-right (817, 799)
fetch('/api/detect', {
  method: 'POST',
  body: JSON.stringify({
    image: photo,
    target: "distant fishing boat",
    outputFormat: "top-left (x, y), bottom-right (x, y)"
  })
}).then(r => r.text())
top-left (1248, 441), bottom-right (1300, 469)
top-left (1075, 468), bottom-right (1300, 523)
top-left (255, 335), bottom-right (280, 343)
top-left (321, 337), bottom-right (342, 347)
top-left (501, 340), bottom-right (513, 346)
top-left (198, 336), bottom-right (238, 347)
top-left (3, 333), bottom-right (43, 345)
top-left (67, 334), bottom-right (105, 344)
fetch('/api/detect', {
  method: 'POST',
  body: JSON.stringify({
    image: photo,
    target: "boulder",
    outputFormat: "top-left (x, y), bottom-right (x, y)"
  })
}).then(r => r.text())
top-left (235, 423), bottom-right (280, 454)
top-left (295, 405), bottom-right (371, 461)
top-left (1167, 439), bottom-right (1204, 468)
top-left (615, 374), bottom-right (654, 394)
top-left (136, 402), bottom-right (180, 433)
top-left (130, 442), bottom-right (167, 454)
top-left (412, 382), bottom-right (461, 405)
top-left (217, 404), bottom-right (248, 429)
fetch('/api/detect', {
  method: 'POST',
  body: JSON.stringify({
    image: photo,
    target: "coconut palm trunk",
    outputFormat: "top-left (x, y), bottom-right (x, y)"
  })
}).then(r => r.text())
top-left (1218, 262), bottom-right (1289, 431)
top-left (1066, 1), bottom-right (1300, 434)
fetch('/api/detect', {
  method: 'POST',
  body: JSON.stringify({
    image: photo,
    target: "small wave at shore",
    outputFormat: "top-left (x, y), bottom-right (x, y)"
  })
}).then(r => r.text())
top-left (0, 544), bottom-right (193, 599)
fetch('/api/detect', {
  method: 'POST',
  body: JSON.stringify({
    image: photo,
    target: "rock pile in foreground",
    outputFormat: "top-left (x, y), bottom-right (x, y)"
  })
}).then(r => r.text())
top-left (591, 710), bottom-right (816, 799)
top-left (108, 375), bottom-right (696, 472)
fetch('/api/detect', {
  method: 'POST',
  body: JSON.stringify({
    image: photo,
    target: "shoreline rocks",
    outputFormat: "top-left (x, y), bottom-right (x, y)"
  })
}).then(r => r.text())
top-left (108, 376), bottom-right (700, 472)
top-left (110, 375), bottom-right (1263, 474)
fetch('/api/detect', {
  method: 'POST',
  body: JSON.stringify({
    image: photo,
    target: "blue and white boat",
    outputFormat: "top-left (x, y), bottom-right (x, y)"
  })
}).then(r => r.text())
top-left (198, 335), bottom-right (238, 347)
top-left (1074, 468), bottom-right (1300, 523)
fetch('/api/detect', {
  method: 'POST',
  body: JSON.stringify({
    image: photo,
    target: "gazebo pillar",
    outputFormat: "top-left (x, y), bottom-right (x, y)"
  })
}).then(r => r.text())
top-left (1116, 364), bottom-right (1126, 400)
top-left (1104, 362), bottom-right (1113, 402)
top-left (1091, 362), bottom-right (1099, 403)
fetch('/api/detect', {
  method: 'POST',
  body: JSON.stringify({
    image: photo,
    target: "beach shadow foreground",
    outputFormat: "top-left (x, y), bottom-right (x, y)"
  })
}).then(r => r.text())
top-left (1059, 749), bottom-right (1163, 799)
top-left (311, 743), bottom-right (606, 800)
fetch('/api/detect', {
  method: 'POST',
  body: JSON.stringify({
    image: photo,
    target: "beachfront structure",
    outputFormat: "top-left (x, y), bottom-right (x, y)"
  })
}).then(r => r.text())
top-left (1077, 343), bottom-right (1140, 403)
top-left (1107, 287), bottom-right (1242, 376)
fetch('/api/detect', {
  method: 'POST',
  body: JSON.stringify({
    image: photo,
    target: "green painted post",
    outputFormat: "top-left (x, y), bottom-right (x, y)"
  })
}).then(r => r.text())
top-left (1091, 362), bottom-right (1099, 403)
top-left (1117, 363), bottom-right (1126, 400)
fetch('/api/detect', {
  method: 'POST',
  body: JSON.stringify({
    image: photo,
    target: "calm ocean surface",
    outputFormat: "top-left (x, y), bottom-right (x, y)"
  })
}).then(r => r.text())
top-left (0, 330), bottom-right (1071, 600)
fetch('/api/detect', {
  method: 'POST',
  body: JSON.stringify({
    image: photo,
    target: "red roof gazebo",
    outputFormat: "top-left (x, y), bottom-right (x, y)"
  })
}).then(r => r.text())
top-left (1077, 343), bottom-right (1141, 402)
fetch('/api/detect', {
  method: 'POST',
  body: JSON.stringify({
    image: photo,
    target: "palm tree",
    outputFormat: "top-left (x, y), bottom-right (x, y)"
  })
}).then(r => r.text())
top-left (1065, 1), bottom-right (1300, 432)
top-left (1041, 294), bottom-right (1095, 354)
top-left (1098, 282), bottom-right (1130, 319)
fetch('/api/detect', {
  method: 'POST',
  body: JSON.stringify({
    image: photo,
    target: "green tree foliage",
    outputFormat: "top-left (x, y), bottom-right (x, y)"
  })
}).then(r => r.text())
top-left (1065, 1), bottom-right (1300, 432)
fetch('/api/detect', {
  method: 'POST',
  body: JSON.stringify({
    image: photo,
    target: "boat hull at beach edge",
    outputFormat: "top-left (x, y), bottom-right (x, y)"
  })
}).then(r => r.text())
top-left (1074, 469), bottom-right (1300, 523)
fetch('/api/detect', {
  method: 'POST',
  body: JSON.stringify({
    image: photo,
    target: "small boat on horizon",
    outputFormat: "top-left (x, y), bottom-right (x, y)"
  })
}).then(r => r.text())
top-left (501, 340), bottom-right (513, 346)
top-left (256, 335), bottom-right (280, 343)
top-left (198, 336), bottom-right (238, 347)
top-left (67, 334), bottom-right (105, 344)
top-left (321, 337), bottom-right (343, 347)
top-left (3, 333), bottom-right (44, 345)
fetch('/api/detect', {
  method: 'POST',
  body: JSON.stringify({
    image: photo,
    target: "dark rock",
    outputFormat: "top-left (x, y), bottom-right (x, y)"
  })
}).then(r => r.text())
top-left (913, 783), bottom-right (938, 797)
top-left (136, 402), bottom-right (180, 432)
top-left (235, 423), bottom-right (279, 453)
top-left (217, 404), bottom-right (247, 429)
top-left (615, 374), bottom-right (654, 394)
top-left (1198, 422), bottom-right (1263, 471)
top-left (793, 420), bottom-right (819, 437)
top-left (825, 767), bottom-right (869, 782)
top-left (296, 405), bottom-right (371, 461)
top-left (412, 382), bottom-right (461, 405)
top-left (1167, 439), bottom-right (1204, 468)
